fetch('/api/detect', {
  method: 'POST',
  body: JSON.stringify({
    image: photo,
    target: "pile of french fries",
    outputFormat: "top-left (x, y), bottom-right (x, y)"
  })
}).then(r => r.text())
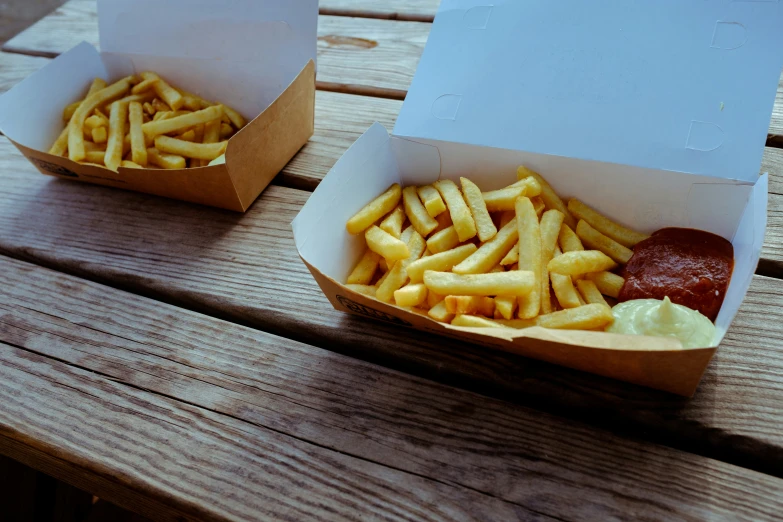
top-left (344, 167), bottom-right (649, 331)
top-left (49, 73), bottom-right (246, 171)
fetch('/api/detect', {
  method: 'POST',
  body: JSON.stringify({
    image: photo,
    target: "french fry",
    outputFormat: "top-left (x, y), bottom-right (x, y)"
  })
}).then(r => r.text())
top-left (401, 226), bottom-right (414, 244)
top-left (140, 72), bottom-right (184, 110)
top-left (538, 209), bottom-right (565, 315)
top-left (531, 196), bottom-right (545, 217)
top-left (461, 177), bottom-right (497, 242)
top-left (62, 101), bottom-right (82, 122)
top-left (154, 135), bottom-right (227, 161)
top-left (68, 76), bottom-right (133, 162)
top-left (379, 205), bottom-right (405, 238)
top-left (452, 219), bottom-right (517, 274)
top-left (417, 185), bottom-right (447, 217)
top-left (375, 269), bottom-right (390, 288)
top-left (174, 130), bottom-right (197, 142)
top-left (62, 78), bottom-right (107, 122)
top-left (376, 231), bottom-right (426, 302)
top-left (548, 250), bottom-right (617, 276)
top-left (451, 315), bottom-right (505, 328)
top-left (84, 114), bottom-right (106, 131)
top-left (120, 160), bottom-right (142, 169)
top-left (394, 284), bottom-right (429, 307)
top-left (48, 126), bottom-right (70, 156)
top-left (84, 150), bottom-right (106, 165)
top-left (431, 210), bottom-right (453, 235)
top-left (445, 296), bottom-right (495, 316)
top-left (426, 226), bottom-right (461, 254)
top-left (110, 92), bottom-right (156, 109)
top-left (498, 210), bottom-right (516, 228)
top-left (427, 290), bottom-right (445, 308)
top-left (142, 105), bottom-right (223, 138)
top-left (576, 280), bottom-right (609, 307)
top-left (365, 225), bottom-right (409, 262)
top-left (403, 186), bottom-right (438, 236)
top-left (500, 243), bottom-right (519, 265)
top-left (536, 304), bottom-right (614, 330)
top-left (434, 179), bottom-right (477, 242)
top-left (428, 301), bottom-right (455, 323)
top-left (423, 270), bottom-right (535, 297)
top-left (586, 271), bottom-right (624, 299)
top-left (104, 99), bottom-right (128, 171)
top-left (347, 249), bottom-right (381, 285)
top-left (495, 318), bottom-right (537, 329)
top-left (518, 166), bottom-right (576, 229)
top-left (516, 197), bottom-right (543, 319)
top-left (346, 284), bottom-right (377, 298)
top-left (482, 177), bottom-right (542, 211)
top-left (346, 184), bottom-right (403, 235)
top-left (559, 224), bottom-right (584, 253)
top-left (85, 141), bottom-right (106, 152)
top-left (576, 219), bottom-right (633, 264)
top-left (220, 122), bottom-right (234, 140)
top-left (568, 198), bottom-right (648, 248)
top-left (550, 247), bottom-right (582, 309)
top-left (128, 101), bottom-right (147, 167)
top-left (494, 295), bottom-right (517, 320)
top-left (219, 104), bottom-right (246, 130)
top-left (147, 147), bottom-right (186, 169)
top-left (406, 243), bottom-right (477, 283)
top-left (131, 78), bottom-right (159, 95)
top-left (143, 101), bottom-right (155, 115)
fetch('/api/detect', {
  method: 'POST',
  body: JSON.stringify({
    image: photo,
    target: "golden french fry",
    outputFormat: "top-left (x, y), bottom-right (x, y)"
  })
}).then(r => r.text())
top-left (417, 185), bottom-right (447, 217)
top-left (426, 226), bottom-right (461, 254)
top-left (85, 140), bottom-right (106, 152)
top-left (445, 296), bottom-right (495, 316)
top-left (131, 78), bottom-right (159, 95)
top-left (142, 105), bottom-right (223, 138)
top-left (576, 280), bottom-right (608, 307)
top-left (365, 225), bottom-right (409, 262)
top-left (559, 224), bottom-right (584, 253)
top-left (482, 177), bottom-right (542, 212)
top-left (576, 219), bottom-right (633, 264)
top-left (49, 126), bottom-right (70, 156)
top-left (451, 315), bottom-right (505, 328)
top-left (154, 135), bottom-right (228, 161)
top-left (220, 122), bottom-right (234, 140)
top-left (62, 78), bottom-right (107, 122)
top-left (179, 89), bottom-right (212, 111)
top-left (110, 92), bottom-right (156, 109)
top-left (219, 104), bottom-right (246, 130)
top-left (423, 270), bottom-right (535, 297)
top-left (406, 243), bottom-right (477, 284)
top-left (586, 271), bottom-right (624, 299)
top-left (347, 249), bottom-right (381, 285)
top-left (67, 77), bottom-right (133, 162)
top-left (431, 210), bottom-right (453, 235)
top-left (538, 209), bottom-right (565, 315)
top-left (377, 232), bottom-right (426, 303)
top-left (84, 150), bottom-right (106, 165)
top-left (346, 184), bottom-right (403, 235)
top-left (140, 72), bottom-right (184, 110)
top-left (427, 290), bottom-right (445, 308)
top-left (548, 250), bottom-right (617, 276)
top-left (376, 269), bottom-right (390, 288)
top-left (494, 296), bottom-right (517, 320)
top-left (379, 204), bottom-right (405, 238)
top-left (152, 98), bottom-right (171, 113)
top-left (434, 179), bottom-right (477, 242)
top-left (147, 147), bottom-right (186, 169)
top-left (518, 166), bottom-right (576, 229)
top-left (62, 101), bottom-right (81, 122)
top-left (104, 99), bottom-right (128, 171)
top-left (568, 198), bottom-right (648, 247)
top-left (500, 243), bottom-right (519, 265)
top-left (495, 318), bottom-right (537, 329)
top-left (120, 160), bottom-right (142, 169)
top-left (537, 304), bottom-right (614, 330)
top-left (516, 197), bottom-right (543, 319)
top-left (461, 177), bottom-right (497, 242)
top-left (175, 130), bottom-right (197, 142)
top-left (403, 186), bottom-right (438, 236)
top-left (531, 196), bottom-right (545, 217)
top-left (401, 225), bottom-right (414, 244)
top-left (128, 101), bottom-right (147, 167)
top-left (394, 284), bottom-right (428, 307)
top-left (346, 284), bottom-right (377, 298)
top-left (428, 301), bottom-right (454, 323)
top-left (550, 247), bottom-right (582, 309)
top-left (453, 219), bottom-right (517, 274)
top-left (498, 210), bottom-right (516, 228)
top-left (84, 114), bottom-right (106, 131)
top-left (143, 101), bottom-right (155, 115)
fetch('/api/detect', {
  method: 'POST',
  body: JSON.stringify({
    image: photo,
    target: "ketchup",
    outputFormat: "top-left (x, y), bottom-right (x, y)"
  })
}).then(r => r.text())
top-left (618, 228), bottom-right (733, 321)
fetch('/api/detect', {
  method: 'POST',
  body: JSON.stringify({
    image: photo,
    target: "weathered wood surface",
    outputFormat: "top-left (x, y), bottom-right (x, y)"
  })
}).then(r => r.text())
top-left (3, 254), bottom-right (783, 521)
top-left (5, 0), bottom-right (783, 139)
top-left (320, 0), bottom-right (440, 21)
top-left (1, 137), bottom-right (783, 476)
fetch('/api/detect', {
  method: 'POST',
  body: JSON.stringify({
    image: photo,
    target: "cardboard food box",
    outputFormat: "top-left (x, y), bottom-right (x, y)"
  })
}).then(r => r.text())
top-left (293, 0), bottom-right (783, 396)
top-left (0, 0), bottom-right (318, 212)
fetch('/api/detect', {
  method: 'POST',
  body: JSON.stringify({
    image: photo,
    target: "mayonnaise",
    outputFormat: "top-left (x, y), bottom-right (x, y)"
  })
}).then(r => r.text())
top-left (606, 297), bottom-right (715, 348)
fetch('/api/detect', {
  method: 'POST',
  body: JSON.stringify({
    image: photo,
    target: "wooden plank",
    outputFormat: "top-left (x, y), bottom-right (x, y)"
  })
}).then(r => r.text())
top-left (2, 255), bottom-right (783, 521)
top-left (320, 0), bottom-right (439, 22)
top-left (1, 138), bottom-right (783, 475)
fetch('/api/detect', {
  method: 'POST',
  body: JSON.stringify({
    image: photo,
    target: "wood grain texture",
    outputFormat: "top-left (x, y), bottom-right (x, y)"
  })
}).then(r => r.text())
top-left (320, 0), bottom-right (439, 21)
top-left (1, 138), bottom-right (783, 476)
top-left (2, 254), bottom-right (783, 521)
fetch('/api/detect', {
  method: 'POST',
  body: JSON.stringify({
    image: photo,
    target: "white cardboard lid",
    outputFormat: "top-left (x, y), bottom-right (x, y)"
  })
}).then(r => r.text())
top-left (98, 0), bottom-right (317, 66)
top-left (394, 0), bottom-right (783, 182)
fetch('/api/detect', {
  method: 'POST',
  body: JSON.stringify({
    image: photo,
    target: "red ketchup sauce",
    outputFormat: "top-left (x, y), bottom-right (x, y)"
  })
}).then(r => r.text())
top-left (618, 228), bottom-right (733, 322)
